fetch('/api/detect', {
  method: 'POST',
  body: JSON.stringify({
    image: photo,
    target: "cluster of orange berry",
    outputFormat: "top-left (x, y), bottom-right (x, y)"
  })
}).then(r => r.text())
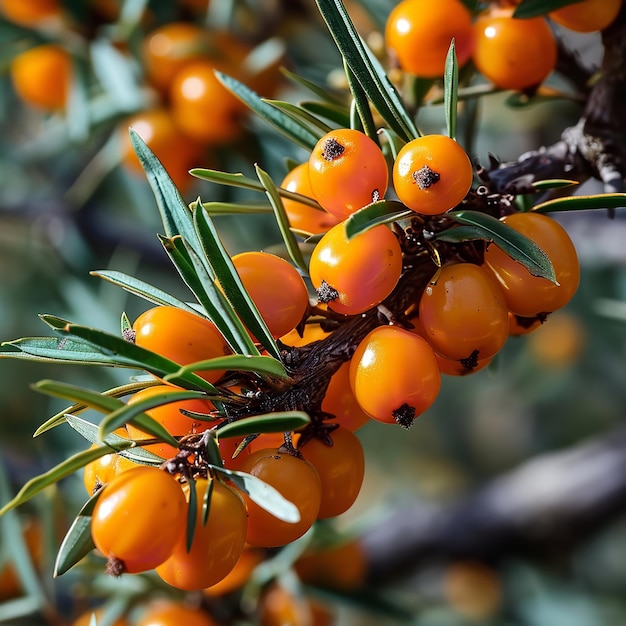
top-left (3, 0), bottom-right (281, 193)
top-left (385, 0), bottom-right (622, 92)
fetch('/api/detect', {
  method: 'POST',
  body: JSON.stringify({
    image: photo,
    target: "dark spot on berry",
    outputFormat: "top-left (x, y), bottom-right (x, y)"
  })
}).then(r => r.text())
top-left (316, 279), bottom-right (339, 304)
top-left (322, 137), bottom-right (345, 161)
top-left (393, 403), bottom-right (416, 429)
top-left (413, 165), bottom-right (440, 190)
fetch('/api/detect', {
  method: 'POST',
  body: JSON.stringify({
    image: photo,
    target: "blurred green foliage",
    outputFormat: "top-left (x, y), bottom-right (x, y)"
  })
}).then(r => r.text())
top-left (0, 0), bottom-right (625, 625)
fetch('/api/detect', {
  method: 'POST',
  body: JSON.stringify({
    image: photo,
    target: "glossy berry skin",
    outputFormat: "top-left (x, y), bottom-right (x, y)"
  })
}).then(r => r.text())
top-left (204, 546), bottom-right (265, 596)
top-left (231, 251), bottom-right (309, 338)
top-left (121, 108), bottom-right (204, 194)
top-left (132, 306), bottom-right (231, 384)
top-left (483, 212), bottom-right (580, 317)
top-left (549, 0), bottom-right (622, 33)
top-left (350, 326), bottom-right (441, 428)
top-left (385, 0), bottom-right (474, 78)
top-left (308, 129), bottom-right (389, 220)
top-left (125, 385), bottom-right (213, 459)
top-left (419, 263), bottom-right (509, 362)
top-left (142, 22), bottom-right (209, 93)
top-left (238, 449), bottom-right (322, 547)
top-left (83, 433), bottom-right (135, 495)
top-left (280, 163), bottom-right (340, 235)
top-left (321, 362), bottom-right (370, 431)
top-left (91, 466), bottom-right (186, 574)
top-left (156, 478), bottom-right (247, 590)
top-left (309, 223), bottom-right (402, 316)
top-left (169, 59), bottom-right (246, 145)
top-left (393, 135), bottom-right (473, 215)
top-left (135, 601), bottom-right (217, 626)
top-left (10, 44), bottom-right (72, 111)
top-left (0, 0), bottom-right (61, 25)
top-left (299, 427), bottom-right (365, 519)
top-left (472, 9), bottom-right (557, 91)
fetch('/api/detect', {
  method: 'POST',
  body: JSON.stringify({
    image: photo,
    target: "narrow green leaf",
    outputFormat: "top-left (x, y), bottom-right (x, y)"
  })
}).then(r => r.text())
top-left (191, 169), bottom-right (323, 210)
top-left (300, 101), bottom-right (351, 128)
top-left (344, 61), bottom-right (378, 140)
top-left (98, 388), bottom-right (209, 444)
top-left (40, 317), bottom-right (216, 391)
top-left (217, 411), bottom-right (310, 439)
top-left (532, 179), bottom-right (579, 191)
top-left (214, 466), bottom-right (300, 523)
top-left (192, 205), bottom-right (280, 359)
top-left (0, 446), bottom-right (123, 516)
top-left (280, 68), bottom-right (346, 107)
top-left (190, 169), bottom-right (266, 191)
top-left (532, 192), bottom-right (626, 213)
top-left (255, 165), bottom-right (309, 274)
top-left (186, 476), bottom-right (197, 553)
top-left (165, 354), bottom-right (288, 383)
top-left (513, 0), bottom-right (582, 19)
top-left (450, 210), bottom-right (557, 281)
top-left (34, 379), bottom-right (126, 413)
top-left (159, 235), bottom-right (259, 358)
top-left (202, 477), bottom-right (214, 526)
top-left (54, 492), bottom-right (100, 576)
top-left (34, 380), bottom-right (160, 437)
top-left (129, 130), bottom-right (200, 255)
top-left (315, 0), bottom-right (418, 142)
top-left (344, 201), bottom-right (411, 238)
top-left (64, 415), bottom-right (164, 465)
top-left (263, 99), bottom-right (332, 135)
top-left (444, 39), bottom-right (459, 141)
top-left (90, 270), bottom-right (200, 313)
top-left (216, 72), bottom-right (319, 151)
top-left (434, 224), bottom-right (486, 243)
top-left (199, 201), bottom-right (272, 216)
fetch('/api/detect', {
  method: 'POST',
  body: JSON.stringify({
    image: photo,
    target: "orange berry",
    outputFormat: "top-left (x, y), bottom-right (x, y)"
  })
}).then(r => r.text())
top-left (472, 8), bottom-right (557, 91)
top-left (309, 223), bottom-right (403, 316)
top-left (549, 0), bottom-right (622, 33)
top-left (385, 0), bottom-right (474, 78)
top-left (308, 129), bottom-right (389, 221)
top-left (393, 134), bottom-right (473, 214)
top-left (10, 44), bottom-right (72, 111)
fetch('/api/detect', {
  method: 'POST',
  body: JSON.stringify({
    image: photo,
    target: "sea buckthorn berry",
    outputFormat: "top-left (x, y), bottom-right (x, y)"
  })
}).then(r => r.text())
top-left (0, 0), bottom-right (61, 25)
top-left (294, 538), bottom-right (367, 591)
top-left (321, 362), bottom-right (371, 431)
top-left (299, 427), bottom-right (365, 519)
top-left (125, 385), bottom-right (213, 459)
top-left (83, 432), bottom-right (135, 495)
top-left (309, 223), bottom-right (402, 316)
top-left (90, 466), bottom-right (186, 575)
top-left (393, 135), bottom-right (473, 215)
top-left (231, 251), bottom-right (309, 338)
top-left (508, 312), bottom-right (543, 336)
top-left (436, 353), bottom-right (493, 376)
top-left (0, 518), bottom-right (43, 601)
top-left (280, 163), bottom-right (340, 235)
top-left (472, 8), bottom-right (557, 91)
top-left (280, 323), bottom-right (331, 347)
top-left (10, 44), bottom-right (72, 111)
top-left (349, 326), bottom-right (441, 428)
top-left (308, 129), bottom-right (389, 221)
top-left (121, 108), bottom-right (204, 194)
top-left (549, 0), bottom-right (622, 33)
top-left (136, 601), bottom-right (218, 626)
top-left (483, 212), bottom-right (580, 317)
top-left (132, 306), bottom-right (231, 384)
top-left (385, 0), bottom-right (474, 78)
top-left (419, 263), bottom-right (509, 363)
top-left (170, 59), bottom-right (247, 145)
top-left (527, 311), bottom-right (586, 369)
top-left (204, 546), bottom-right (265, 596)
top-left (156, 478), bottom-right (247, 590)
top-left (142, 22), bottom-right (210, 93)
top-left (258, 583), bottom-right (320, 626)
top-left (238, 448), bottom-right (322, 547)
